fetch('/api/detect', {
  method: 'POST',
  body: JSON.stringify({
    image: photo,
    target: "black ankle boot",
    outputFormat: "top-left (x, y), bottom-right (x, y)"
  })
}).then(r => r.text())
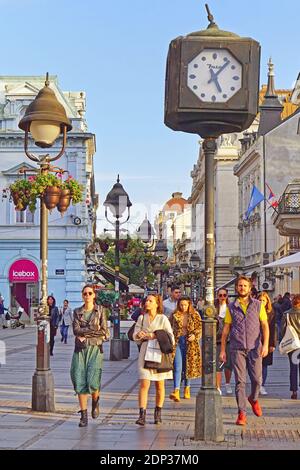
top-left (135, 408), bottom-right (146, 426)
top-left (154, 406), bottom-right (162, 424)
top-left (91, 397), bottom-right (100, 419)
top-left (78, 409), bottom-right (88, 427)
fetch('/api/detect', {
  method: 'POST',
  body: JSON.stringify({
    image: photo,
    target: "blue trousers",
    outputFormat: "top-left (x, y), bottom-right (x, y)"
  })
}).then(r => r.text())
top-left (60, 323), bottom-right (69, 341)
top-left (173, 336), bottom-right (191, 389)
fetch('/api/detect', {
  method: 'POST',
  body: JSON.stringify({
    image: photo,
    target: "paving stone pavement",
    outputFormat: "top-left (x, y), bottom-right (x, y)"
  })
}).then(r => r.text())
top-left (0, 326), bottom-right (300, 450)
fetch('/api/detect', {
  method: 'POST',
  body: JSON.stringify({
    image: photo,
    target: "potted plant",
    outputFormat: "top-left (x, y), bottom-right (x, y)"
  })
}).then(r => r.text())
top-left (32, 173), bottom-right (62, 210)
top-left (62, 176), bottom-right (84, 205)
top-left (9, 178), bottom-right (37, 212)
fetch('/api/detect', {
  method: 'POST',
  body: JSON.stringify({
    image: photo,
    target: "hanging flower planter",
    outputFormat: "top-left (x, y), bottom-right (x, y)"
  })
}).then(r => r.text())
top-left (9, 179), bottom-right (36, 212)
top-left (57, 189), bottom-right (71, 214)
top-left (44, 186), bottom-right (61, 210)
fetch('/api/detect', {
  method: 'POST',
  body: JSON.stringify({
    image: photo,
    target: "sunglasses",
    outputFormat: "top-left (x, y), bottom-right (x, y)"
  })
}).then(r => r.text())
top-left (218, 294), bottom-right (227, 298)
top-left (83, 291), bottom-right (94, 296)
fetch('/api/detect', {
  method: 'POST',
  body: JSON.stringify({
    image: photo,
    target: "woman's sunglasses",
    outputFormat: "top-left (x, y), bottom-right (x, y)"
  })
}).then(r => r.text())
top-left (218, 294), bottom-right (227, 298)
top-left (83, 291), bottom-right (94, 296)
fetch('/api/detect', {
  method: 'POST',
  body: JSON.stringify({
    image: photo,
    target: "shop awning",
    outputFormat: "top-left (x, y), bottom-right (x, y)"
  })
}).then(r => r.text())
top-left (264, 252), bottom-right (300, 268)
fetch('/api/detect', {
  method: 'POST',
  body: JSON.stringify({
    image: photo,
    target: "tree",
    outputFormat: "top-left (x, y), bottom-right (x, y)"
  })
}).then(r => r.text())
top-left (102, 237), bottom-right (157, 287)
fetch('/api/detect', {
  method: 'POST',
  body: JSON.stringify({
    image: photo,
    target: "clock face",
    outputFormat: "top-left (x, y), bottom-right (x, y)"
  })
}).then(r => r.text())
top-left (187, 49), bottom-right (242, 103)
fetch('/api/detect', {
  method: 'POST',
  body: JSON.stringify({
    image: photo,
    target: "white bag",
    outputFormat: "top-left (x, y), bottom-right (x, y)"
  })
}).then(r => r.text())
top-left (279, 313), bottom-right (300, 355)
top-left (144, 339), bottom-right (162, 363)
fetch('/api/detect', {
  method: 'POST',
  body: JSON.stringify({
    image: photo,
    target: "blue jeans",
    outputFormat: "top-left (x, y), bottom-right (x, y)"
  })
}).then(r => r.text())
top-left (174, 336), bottom-right (191, 389)
top-left (262, 365), bottom-right (268, 386)
top-left (60, 323), bottom-right (69, 342)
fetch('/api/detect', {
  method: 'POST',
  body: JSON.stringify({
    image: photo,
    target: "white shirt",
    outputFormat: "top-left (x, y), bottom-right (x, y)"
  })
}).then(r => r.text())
top-left (163, 298), bottom-right (177, 318)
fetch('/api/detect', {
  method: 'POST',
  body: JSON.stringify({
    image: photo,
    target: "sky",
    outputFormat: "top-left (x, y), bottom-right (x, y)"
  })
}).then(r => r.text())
top-left (1, 0), bottom-right (300, 233)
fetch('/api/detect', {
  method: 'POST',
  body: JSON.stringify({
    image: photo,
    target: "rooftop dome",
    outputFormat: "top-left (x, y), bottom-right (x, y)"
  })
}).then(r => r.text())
top-left (163, 192), bottom-right (188, 213)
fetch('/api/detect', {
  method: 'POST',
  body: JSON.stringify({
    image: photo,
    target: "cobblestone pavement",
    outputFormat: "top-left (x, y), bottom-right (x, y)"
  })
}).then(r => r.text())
top-left (0, 326), bottom-right (300, 450)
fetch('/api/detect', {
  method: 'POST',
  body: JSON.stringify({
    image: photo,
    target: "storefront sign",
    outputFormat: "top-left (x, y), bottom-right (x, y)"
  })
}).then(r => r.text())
top-left (55, 269), bottom-right (65, 275)
top-left (9, 259), bottom-right (39, 283)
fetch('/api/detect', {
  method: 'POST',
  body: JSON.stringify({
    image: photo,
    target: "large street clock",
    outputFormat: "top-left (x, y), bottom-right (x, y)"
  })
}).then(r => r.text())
top-left (165, 11), bottom-right (260, 138)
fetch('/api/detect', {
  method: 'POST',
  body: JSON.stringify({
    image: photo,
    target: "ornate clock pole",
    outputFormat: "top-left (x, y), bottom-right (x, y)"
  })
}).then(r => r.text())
top-left (164, 4), bottom-right (260, 442)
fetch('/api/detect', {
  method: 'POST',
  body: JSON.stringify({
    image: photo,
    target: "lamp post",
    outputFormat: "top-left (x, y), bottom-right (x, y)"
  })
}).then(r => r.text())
top-left (164, 5), bottom-right (260, 442)
top-left (104, 175), bottom-right (132, 361)
top-left (137, 216), bottom-right (155, 296)
top-left (190, 250), bottom-right (201, 304)
top-left (154, 239), bottom-right (168, 295)
top-left (18, 73), bottom-right (72, 412)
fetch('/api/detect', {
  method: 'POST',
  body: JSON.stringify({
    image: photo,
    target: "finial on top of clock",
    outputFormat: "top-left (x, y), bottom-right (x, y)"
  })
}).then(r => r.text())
top-left (205, 4), bottom-right (218, 29)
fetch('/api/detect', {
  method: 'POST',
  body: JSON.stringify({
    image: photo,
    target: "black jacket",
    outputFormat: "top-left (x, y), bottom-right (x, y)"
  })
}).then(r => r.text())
top-left (281, 307), bottom-right (300, 340)
top-left (154, 329), bottom-right (174, 353)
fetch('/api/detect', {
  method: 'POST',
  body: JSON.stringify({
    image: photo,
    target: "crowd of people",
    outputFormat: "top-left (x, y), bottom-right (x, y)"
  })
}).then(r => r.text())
top-left (3, 279), bottom-right (299, 429)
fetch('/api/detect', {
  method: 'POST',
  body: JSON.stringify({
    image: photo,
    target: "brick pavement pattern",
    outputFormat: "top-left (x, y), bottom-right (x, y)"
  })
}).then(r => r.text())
top-left (0, 327), bottom-right (300, 450)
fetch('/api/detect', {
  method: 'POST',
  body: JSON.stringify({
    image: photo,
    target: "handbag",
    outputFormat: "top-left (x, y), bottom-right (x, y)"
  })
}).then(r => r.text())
top-left (127, 315), bottom-right (144, 341)
top-left (144, 339), bottom-right (162, 363)
top-left (279, 313), bottom-right (300, 354)
top-left (74, 336), bottom-right (87, 353)
top-left (144, 352), bottom-right (173, 372)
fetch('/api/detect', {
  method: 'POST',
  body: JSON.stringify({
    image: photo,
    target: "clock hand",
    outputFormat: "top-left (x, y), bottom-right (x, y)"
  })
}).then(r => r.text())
top-left (208, 68), bottom-right (222, 93)
top-left (214, 60), bottom-right (230, 78)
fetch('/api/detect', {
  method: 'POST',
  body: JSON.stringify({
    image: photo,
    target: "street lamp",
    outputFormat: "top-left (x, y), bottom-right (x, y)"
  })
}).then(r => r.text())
top-left (190, 250), bottom-right (201, 303)
top-left (137, 216), bottom-right (155, 295)
top-left (104, 175), bottom-right (132, 361)
top-left (18, 73), bottom-right (72, 412)
top-left (164, 5), bottom-right (260, 442)
top-left (154, 239), bottom-right (168, 295)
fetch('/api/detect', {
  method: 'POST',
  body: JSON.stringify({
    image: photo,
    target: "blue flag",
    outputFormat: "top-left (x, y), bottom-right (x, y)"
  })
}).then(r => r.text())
top-left (245, 186), bottom-right (265, 220)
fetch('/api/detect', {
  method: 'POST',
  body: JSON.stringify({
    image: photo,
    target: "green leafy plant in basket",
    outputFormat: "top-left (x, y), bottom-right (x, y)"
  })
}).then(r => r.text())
top-left (62, 176), bottom-right (84, 204)
top-left (9, 178), bottom-right (37, 212)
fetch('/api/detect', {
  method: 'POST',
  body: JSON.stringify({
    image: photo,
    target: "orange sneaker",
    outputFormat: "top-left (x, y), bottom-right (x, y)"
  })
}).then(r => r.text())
top-left (236, 411), bottom-right (247, 426)
top-left (248, 396), bottom-right (263, 417)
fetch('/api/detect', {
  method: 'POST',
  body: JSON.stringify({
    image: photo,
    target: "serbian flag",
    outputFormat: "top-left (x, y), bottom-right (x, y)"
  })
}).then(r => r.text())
top-left (265, 182), bottom-right (279, 208)
top-left (244, 185), bottom-right (265, 220)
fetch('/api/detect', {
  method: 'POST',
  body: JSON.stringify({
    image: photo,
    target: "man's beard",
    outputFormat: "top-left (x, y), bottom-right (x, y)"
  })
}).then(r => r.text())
top-left (238, 292), bottom-right (249, 298)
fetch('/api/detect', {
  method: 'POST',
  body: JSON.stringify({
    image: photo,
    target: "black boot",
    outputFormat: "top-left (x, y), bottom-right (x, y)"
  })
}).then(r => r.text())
top-left (154, 406), bottom-right (162, 424)
top-left (78, 409), bottom-right (88, 427)
top-left (135, 408), bottom-right (146, 426)
top-left (91, 396), bottom-right (100, 419)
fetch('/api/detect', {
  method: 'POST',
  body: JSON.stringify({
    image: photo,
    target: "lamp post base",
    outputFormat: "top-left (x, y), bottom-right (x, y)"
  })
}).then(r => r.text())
top-left (109, 338), bottom-right (123, 361)
top-left (32, 369), bottom-right (55, 412)
top-left (194, 388), bottom-right (224, 442)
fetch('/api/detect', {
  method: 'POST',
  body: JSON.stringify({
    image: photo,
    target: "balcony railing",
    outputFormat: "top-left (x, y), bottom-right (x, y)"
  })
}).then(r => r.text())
top-left (277, 191), bottom-right (300, 214)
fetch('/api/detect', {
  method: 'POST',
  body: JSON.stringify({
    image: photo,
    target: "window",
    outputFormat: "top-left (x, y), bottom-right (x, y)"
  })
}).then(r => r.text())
top-left (16, 208), bottom-right (34, 224)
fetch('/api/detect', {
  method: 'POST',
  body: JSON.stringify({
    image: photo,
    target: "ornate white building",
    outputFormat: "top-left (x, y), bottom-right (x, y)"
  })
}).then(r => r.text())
top-left (0, 76), bottom-right (97, 316)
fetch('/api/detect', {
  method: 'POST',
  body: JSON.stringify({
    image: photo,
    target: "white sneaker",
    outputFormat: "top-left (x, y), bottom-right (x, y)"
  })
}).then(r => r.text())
top-left (217, 388), bottom-right (222, 395)
top-left (225, 383), bottom-right (233, 395)
top-left (260, 386), bottom-right (268, 395)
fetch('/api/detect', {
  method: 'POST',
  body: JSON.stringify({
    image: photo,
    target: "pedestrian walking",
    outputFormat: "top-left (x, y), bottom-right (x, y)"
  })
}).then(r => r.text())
top-left (169, 296), bottom-right (202, 402)
top-left (281, 294), bottom-right (300, 400)
top-left (70, 285), bottom-right (110, 427)
top-left (133, 294), bottom-right (175, 426)
top-left (258, 291), bottom-right (276, 396)
top-left (163, 285), bottom-right (181, 318)
top-left (215, 288), bottom-right (233, 395)
top-left (0, 297), bottom-right (8, 329)
top-left (47, 295), bottom-right (60, 356)
top-left (59, 299), bottom-right (73, 344)
top-left (273, 294), bottom-right (283, 341)
top-left (220, 276), bottom-right (269, 426)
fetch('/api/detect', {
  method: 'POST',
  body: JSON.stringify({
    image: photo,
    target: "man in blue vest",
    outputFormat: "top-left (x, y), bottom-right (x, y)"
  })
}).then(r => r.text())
top-left (220, 276), bottom-right (269, 426)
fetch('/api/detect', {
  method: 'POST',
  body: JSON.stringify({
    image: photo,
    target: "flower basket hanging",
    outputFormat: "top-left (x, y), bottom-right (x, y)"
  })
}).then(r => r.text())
top-left (9, 179), bottom-right (36, 212)
top-left (44, 186), bottom-right (62, 210)
top-left (57, 189), bottom-right (71, 214)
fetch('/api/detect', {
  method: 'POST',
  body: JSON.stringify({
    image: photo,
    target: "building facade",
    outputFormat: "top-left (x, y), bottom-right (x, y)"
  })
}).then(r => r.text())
top-left (234, 63), bottom-right (300, 294)
top-left (0, 76), bottom-right (97, 317)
